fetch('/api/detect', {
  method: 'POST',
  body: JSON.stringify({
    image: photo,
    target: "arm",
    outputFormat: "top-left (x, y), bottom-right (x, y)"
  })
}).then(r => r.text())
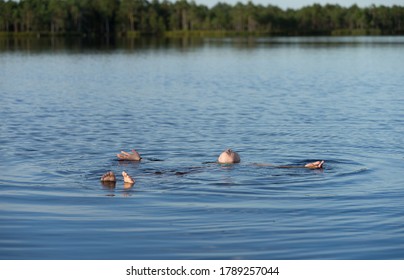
top-left (254, 161), bottom-right (324, 169)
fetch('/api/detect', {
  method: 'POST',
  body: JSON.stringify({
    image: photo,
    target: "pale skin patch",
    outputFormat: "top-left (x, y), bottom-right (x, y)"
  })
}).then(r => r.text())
top-left (101, 149), bottom-right (140, 189)
top-left (117, 149), bottom-right (142, 161)
top-left (254, 160), bottom-right (324, 169)
top-left (100, 171), bottom-right (116, 182)
top-left (217, 149), bottom-right (241, 164)
top-left (122, 171), bottom-right (135, 184)
top-left (304, 160), bottom-right (324, 169)
top-left (100, 170), bottom-right (135, 187)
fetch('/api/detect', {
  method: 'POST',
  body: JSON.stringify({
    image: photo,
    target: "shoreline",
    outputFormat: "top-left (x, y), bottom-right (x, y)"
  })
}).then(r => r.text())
top-left (0, 29), bottom-right (402, 39)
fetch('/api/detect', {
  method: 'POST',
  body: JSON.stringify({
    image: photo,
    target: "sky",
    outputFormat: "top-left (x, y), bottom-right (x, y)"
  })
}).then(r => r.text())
top-left (195, 0), bottom-right (404, 9)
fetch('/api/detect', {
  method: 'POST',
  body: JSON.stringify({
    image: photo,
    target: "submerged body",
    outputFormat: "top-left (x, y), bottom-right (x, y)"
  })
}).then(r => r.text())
top-left (101, 148), bottom-right (324, 187)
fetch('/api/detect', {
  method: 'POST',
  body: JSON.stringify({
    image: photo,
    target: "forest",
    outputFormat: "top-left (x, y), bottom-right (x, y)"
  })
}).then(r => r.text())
top-left (0, 0), bottom-right (403, 37)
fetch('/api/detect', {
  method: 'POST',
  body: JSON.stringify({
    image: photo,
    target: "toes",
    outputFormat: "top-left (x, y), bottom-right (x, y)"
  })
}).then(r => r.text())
top-left (122, 171), bottom-right (135, 184)
top-left (101, 171), bottom-right (116, 182)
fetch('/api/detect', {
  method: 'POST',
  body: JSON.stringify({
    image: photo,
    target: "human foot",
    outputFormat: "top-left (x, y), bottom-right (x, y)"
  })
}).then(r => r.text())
top-left (101, 171), bottom-right (116, 182)
top-left (122, 171), bottom-right (135, 184)
top-left (304, 160), bottom-right (324, 169)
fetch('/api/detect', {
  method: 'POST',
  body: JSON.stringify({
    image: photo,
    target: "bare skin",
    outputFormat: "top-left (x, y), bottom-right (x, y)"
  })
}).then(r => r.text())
top-left (217, 149), bottom-right (241, 164)
top-left (101, 149), bottom-right (139, 188)
top-left (100, 171), bottom-right (135, 185)
top-left (100, 171), bottom-right (116, 182)
top-left (117, 149), bottom-right (142, 161)
top-left (122, 171), bottom-right (135, 184)
top-left (304, 160), bottom-right (325, 169)
top-left (255, 160), bottom-right (325, 169)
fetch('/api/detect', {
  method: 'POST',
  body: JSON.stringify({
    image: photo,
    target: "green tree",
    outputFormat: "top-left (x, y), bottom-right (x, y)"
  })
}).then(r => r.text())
top-left (49, 0), bottom-right (67, 33)
top-left (345, 4), bottom-right (367, 30)
top-left (148, 0), bottom-right (166, 33)
top-left (93, 0), bottom-right (119, 35)
top-left (169, 0), bottom-right (190, 31)
top-left (20, 0), bottom-right (35, 32)
top-left (0, 0), bottom-right (11, 31)
top-left (0, 0), bottom-right (4, 31)
top-left (188, 1), bottom-right (209, 30)
top-left (66, 0), bottom-right (89, 33)
top-left (210, 2), bottom-right (232, 30)
top-left (12, 1), bottom-right (21, 32)
top-left (118, 0), bottom-right (144, 32)
top-left (254, 5), bottom-right (283, 33)
top-left (0, 1), bottom-right (403, 36)
top-left (326, 4), bottom-right (347, 32)
top-left (391, 5), bottom-right (404, 33)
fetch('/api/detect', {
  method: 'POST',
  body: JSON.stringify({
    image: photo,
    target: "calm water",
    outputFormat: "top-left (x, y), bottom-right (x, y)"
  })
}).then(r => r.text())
top-left (0, 36), bottom-right (403, 260)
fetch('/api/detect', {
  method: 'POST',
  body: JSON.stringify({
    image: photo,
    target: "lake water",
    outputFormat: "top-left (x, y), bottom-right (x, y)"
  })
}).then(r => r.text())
top-left (0, 36), bottom-right (403, 260)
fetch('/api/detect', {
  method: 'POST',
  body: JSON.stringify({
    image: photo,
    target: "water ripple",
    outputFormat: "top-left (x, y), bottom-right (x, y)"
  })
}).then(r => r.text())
top-left (1, 37), bottom-right (404, 259)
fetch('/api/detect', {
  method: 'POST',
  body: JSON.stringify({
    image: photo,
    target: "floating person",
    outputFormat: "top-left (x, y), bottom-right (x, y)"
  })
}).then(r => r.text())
top-left (100, 148), bottom-right (324, 186)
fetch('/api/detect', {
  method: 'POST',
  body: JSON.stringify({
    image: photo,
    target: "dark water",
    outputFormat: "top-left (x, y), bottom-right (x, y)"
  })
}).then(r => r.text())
top-left (1, 36), bottom-right (403, 260)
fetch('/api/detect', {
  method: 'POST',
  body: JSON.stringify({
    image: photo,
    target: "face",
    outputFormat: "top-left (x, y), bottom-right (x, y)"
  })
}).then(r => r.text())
top-left (217, 149), bottom-right (241, 164)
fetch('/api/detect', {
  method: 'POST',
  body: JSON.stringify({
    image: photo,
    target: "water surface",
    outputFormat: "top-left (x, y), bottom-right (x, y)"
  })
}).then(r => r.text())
top-left (1, 36), bottom-right (403, 259)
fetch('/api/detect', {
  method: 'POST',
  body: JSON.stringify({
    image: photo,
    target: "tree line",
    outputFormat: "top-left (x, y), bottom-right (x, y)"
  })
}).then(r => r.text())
top-left (1, 0), bottom-right (403, 36)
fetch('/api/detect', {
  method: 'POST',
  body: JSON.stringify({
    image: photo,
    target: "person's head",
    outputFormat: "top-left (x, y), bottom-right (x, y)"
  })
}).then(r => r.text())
top-left (217, 149), bottom-right (240, 164)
